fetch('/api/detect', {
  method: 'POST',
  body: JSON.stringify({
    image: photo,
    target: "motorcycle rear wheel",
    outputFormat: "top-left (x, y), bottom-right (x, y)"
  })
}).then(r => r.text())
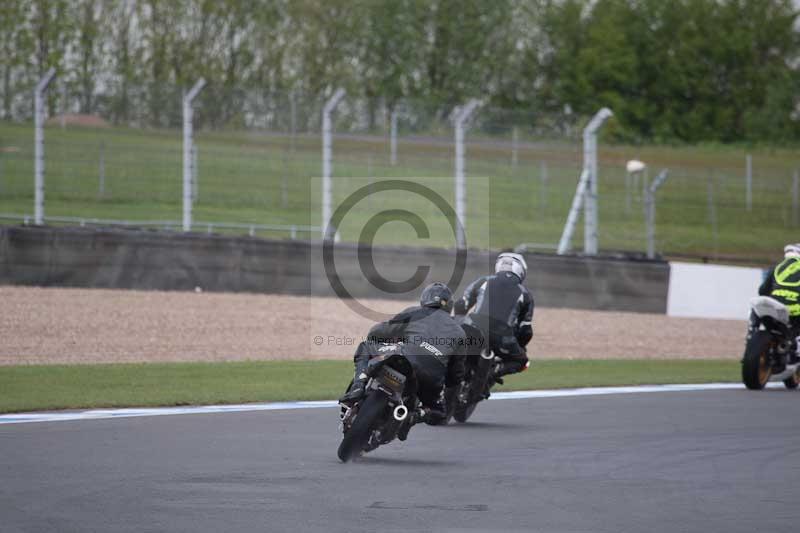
top-left (337, 393), bottom-right (388, 463)
top-left (742, 331), bottom-right (773, 390)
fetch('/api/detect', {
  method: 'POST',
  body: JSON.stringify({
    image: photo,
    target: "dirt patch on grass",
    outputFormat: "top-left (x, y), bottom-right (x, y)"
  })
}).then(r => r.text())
top-left (0, 286), bottom-right (746, 365)
top-left (46, 114), bottom-right (110, 128)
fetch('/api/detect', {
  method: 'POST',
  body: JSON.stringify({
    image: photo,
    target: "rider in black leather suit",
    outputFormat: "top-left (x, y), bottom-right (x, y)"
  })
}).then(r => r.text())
top-left (454, 252), bottom-right (534, 382)
top-left (339, 283), bottom-right (466, 426)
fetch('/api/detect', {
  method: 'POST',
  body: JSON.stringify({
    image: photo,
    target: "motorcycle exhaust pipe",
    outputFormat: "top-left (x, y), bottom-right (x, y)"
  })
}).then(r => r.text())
top-left (392, 404), bottom-right (409, 421)
top-left (480, 350), bottom-right (495, 360)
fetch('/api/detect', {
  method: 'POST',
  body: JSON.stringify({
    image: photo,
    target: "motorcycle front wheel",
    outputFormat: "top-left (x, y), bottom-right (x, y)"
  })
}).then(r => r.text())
top-left (438, 386), bottom-right (459, 426)
top-left (453, 402), bottom-right (477, 423)
top-left (337, 393), bottom-right (388, 463)
top-left (742, 331), bottom-right (773, 390)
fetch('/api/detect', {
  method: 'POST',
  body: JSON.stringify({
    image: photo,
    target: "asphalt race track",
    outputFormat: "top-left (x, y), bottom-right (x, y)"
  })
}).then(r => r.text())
top-left (2, 388), bottom-right (798, 533)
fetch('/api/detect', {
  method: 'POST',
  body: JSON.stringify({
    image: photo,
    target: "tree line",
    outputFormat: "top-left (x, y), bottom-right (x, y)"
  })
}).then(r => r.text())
top-left (1, 0), bottom-right (798, 143)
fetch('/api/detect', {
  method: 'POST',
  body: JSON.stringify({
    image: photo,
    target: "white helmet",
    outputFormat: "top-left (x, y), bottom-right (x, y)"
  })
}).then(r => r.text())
top-left (784, 244), bottom-right (800, 258)
top-left (495, 252), bottom-right (527, 281)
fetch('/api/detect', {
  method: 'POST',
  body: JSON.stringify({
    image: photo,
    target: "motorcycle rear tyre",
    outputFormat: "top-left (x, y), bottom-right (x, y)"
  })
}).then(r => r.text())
top-left (337, 393), bottom-right (388, 463)
top-left (742, 331), bottom-right (773, 391)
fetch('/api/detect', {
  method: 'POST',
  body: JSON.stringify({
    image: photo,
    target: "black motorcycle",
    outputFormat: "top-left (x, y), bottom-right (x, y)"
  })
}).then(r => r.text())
top-left (444, 348), bottom-right (498, 423)
top-left (742, 296), bottom-right (800, 390)
top-left (337, 351), bottom-right (422, 462)
top-left (443, 322), bottom-right (497, 424)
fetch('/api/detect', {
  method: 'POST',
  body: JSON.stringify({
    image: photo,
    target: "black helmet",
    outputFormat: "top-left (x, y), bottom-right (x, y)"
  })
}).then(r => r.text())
top-left (420, 282), bottom-right (453, 312)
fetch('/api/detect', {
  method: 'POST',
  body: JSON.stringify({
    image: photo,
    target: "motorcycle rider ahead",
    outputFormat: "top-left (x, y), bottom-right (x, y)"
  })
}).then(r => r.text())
top-left (455, 252), bottom-right (534, 384)
top-left (757, 243), bottom-right (800, 362)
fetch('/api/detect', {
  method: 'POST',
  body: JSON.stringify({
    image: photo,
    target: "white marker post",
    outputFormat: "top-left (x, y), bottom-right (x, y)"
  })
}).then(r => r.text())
top-left (322, 88), bottom-right (345, 239)
top-left (34, 68), bottom-right (56, 225)
top-left (453, 99), bottom-right (482, 250)
top-left (182, 78), bottom-right (206, 232)
top-left (625, 159), bottom-right (646, 214)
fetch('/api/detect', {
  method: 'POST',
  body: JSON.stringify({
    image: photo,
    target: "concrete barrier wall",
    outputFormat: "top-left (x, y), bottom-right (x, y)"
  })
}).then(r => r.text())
top-left (667, 262), bottom-right (765, 320)
top-left (0, 225), bottom-right (670, 313)
top-left (0, 226), bottom-right (331, 295)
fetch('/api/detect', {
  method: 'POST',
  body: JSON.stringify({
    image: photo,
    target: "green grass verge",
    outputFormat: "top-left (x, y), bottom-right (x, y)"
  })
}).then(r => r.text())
top-left (0, 359), bottom-right (739, 414)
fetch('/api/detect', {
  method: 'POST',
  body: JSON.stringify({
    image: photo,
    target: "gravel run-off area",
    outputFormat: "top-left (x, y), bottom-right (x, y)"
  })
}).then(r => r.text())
top-left (0, 286), bottom-right (747, 365)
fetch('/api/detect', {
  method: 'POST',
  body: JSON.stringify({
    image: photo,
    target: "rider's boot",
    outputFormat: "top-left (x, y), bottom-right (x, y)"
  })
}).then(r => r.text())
top-left (421, 397), bottom-right (448, 426)
top-left (338, 356), bottom-right (370, 405)
top-left (482, 380), bottom-right (493, 399)
top-left (492, 358), bottom-right (530, 385)
top-left (491, 362), bottom-right (506, 385)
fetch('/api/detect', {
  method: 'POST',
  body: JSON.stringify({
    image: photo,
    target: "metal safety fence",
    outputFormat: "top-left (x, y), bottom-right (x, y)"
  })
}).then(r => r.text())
top-left (0, 75), bottom-right (798, 263)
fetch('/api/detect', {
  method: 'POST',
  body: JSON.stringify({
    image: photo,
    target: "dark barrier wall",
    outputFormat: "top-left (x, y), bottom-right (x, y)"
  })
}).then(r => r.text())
top-left (0, 226), bottom-right (670, 313)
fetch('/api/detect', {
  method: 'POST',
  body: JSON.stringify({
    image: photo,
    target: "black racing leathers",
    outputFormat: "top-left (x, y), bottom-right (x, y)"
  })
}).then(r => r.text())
top-left (355, 306), bottom-right (467, 410)
top-left (455, 271), bottom-right (534, 375)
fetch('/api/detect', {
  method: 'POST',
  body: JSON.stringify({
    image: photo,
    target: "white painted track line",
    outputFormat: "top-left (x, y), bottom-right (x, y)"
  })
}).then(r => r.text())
top-left (1, 382), bottom-right (786, 425)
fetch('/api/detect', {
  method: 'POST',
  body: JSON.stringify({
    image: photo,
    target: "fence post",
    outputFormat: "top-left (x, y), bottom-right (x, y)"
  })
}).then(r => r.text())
top-left (390, 109), bottom-right (398, 166)
top-left (645, 169), bottom-right (669, 259)
top-left (281, 160), bottom-right (289, 209)
top-left (745, 154), bottom-right (752, 211)
top-left (583, 108), bottom-right (613, 255)
top-left (59, 82), bottom-right (66, 129)
top-left (367, 154), bottom-right (374, 207)
top-left (98, 140), bottom-right (105, 197)
top-left (511, 127), bottom-right (519, 169)
top-left (191, 143), bottom-right (198, 201)
top-left (453, 99), bottom-right (482, 250)
top-left (558, 108), bottom-right (612, 254)
top-left (290, 92), bottom-right (297, 154)
top-left (625, 160), bottom-right (646, 215)
top-left (34, 68), bottom-right (56, 225)
top-left (792, 170), bottom-right (799, 226)
top-left (182, 78), bottom-right (205, 232)
top-left (707, 172), bottom-right (718, 257)
top-left (625, 171), bottom-right (631, 214)
top-left (644, 190), bottom-right (654, 258)
top-left (707, 172), bottom-right (716, 225)
top-left (557, 169), bottom-right (590, 255)
top-left (539, 160), bottom-right (548, 211)
top-left (322, 88), bottom-right (346, 239)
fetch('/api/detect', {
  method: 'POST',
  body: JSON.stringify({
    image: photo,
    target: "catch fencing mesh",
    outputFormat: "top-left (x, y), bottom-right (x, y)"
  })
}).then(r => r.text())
top-left (0, 81), bottom-right (797, 261)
